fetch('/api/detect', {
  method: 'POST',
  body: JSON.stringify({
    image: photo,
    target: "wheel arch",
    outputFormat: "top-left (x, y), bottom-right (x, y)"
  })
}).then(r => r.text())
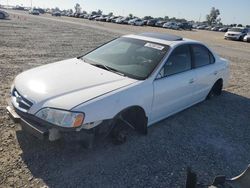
top-left (114, 105), bottom-right (148, 134)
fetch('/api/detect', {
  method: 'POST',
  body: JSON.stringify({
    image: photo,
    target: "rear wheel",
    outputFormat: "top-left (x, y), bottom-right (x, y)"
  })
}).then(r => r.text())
top-left (207, 79), bottom-right (223, 99)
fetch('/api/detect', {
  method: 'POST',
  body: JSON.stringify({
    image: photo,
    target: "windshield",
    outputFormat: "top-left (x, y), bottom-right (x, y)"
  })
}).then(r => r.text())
top-left (229, 28), bottom-right (244, 32)
top-left (83, 37), bottom-right (169, 80)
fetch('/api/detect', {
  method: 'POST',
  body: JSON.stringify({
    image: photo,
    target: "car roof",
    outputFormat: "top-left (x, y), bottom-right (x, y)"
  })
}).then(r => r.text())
top-left (139, 32), bottom-right (183, 41)
top-left (124, 32), bottom-right (198, 46)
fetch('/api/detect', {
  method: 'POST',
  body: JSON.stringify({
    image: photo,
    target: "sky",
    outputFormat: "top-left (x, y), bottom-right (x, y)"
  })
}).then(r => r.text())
top-left (1, 0), bottom-right (250, 25)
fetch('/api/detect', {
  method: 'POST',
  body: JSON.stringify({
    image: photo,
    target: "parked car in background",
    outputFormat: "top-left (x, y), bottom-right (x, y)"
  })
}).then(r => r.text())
top-left (88, 15), bottom-right (99, 20)
top-left (106, 16), bottom-right (118, 22)
top-left (134, 18), bottom-right (144, 26)
top-left (74, 13), bottom-right (81, 18)
top-left (205, 26), bottom-right (212, 30)
top-left (129, 18), bottom-right (144, 26)
top-left (6, 32), bottom-right (230, 144)
top-left (219, 27), bottom-right (228, 32)
top-left (96, 15), bottom-right (108, 21)
top-left (82, 14), bottom-right (89, 19)
top-left (116, 17), bottom-right (130, 24)
top-left (112, 16), bottom-right (122, 23)
top-left (243, 33), bottom-right (250, 42)
top-left (179, 22), bottom-right (192, 30)
top-left (224, 27), bottom-right (248, 41)
top-left (163, 22), bottom-right (180, 30)
top-left (147, 19), bottom-right (158, 26)
top-left (52, 12), bottom-right (61, 17)
top-left (196, 25), bottom-right (207, 30)
top-left (155, 20), bottom-right (167, 27)
top-left (0, 10), bottom-right (9, 19)
top-left (29, 9), bottom-right (40, 15)
top-left (79, 14), bottom-right (87, 18)
top-left (211, 26), bottom-right (221, 31)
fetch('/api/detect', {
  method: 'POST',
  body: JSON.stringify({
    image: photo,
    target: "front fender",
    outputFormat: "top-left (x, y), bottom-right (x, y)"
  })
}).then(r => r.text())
top-left (72, 80), bottom-right (153, 125)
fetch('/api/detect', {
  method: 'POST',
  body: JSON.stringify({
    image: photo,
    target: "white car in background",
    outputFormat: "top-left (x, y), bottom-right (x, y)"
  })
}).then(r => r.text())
top-left (243, 33), bottom-right (250, 42)
top-left (224, 27), bottom-right (248, 41)
top-left (163, 22), bottom-right (180, 30)
top-left (128, 18), bottom-right (144, 26)
top-left (7, 33), bottom-right (230, 145)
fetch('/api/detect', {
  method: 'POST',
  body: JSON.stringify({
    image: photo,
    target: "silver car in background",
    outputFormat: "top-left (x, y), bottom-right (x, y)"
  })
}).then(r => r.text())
top-left (0, 10), bottom-right (9, 19)
top-left (243, 33), bottom-right (250, 42)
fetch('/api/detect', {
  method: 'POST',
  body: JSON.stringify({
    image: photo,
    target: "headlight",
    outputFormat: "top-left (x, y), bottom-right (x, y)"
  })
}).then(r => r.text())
top-left (36, 108), bottom-right (84, 128)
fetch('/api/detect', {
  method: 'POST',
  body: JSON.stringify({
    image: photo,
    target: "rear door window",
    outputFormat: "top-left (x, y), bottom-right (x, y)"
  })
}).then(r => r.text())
top-left (191, 44), bottom-right (215, 68)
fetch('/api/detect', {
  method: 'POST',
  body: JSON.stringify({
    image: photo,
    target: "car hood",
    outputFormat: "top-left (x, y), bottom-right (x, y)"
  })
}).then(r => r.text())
top-left (14, 58), bottom-right (137, 111)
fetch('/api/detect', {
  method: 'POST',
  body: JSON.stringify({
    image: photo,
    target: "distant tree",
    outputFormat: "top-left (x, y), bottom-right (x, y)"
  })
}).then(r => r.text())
top-left (246, 25), bottom-right (250, 28)
top-left (206, 7), bottom-right (221, 25)
top-left (169, 17), bottom-right (176, 21)
top-left (164, 16), bottom-right (169, 20)
top-left (74, 3), bottom-right (81, 13)
top-left (91, 11), bottom-right (97, 15)
top-left (54, 7), bottom-right (60, 12)
top-left (144, 16), bottom-right (154, 20)
top-left (97, 9), bottom-right (102, 15)
top-left (128, 14), bottom-right (133, 19)
top-left (178, 18), bottom-right (187, 23)
top-left (157, 17), bottom-right (164, 20)
top-left (237, 24), bottom-right (243, 27)
top-left (68, 9), bottom-right (73, 14)
top-left (108, 12), bottom-right (113, 16)
top-left (82, 10), bottom-right (87, 14)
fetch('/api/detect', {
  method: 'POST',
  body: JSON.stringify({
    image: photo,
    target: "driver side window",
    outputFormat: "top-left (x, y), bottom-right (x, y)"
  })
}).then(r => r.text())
top-left (162, 45), bottom-right (191, 77)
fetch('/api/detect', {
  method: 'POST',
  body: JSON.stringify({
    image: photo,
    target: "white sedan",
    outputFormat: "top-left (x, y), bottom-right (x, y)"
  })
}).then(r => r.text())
top-left (7, 32), bottom-right (230, 144)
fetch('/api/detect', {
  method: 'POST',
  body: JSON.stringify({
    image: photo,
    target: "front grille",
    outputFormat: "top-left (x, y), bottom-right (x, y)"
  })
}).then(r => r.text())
top-left (12, 88), bottom-right (33, 111)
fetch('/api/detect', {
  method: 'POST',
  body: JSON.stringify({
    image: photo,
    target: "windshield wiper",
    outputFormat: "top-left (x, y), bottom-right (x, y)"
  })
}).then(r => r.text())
top-left (91, 63), bottom-right (125, 77)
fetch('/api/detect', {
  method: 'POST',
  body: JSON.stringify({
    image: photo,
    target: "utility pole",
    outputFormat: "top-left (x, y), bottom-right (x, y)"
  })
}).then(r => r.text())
top-left (31, 0), bottom-right (32, 8)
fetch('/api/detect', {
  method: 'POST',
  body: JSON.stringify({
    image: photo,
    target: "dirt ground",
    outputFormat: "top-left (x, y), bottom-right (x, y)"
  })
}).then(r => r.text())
top-left (0, 10), bottom-right (250, 188)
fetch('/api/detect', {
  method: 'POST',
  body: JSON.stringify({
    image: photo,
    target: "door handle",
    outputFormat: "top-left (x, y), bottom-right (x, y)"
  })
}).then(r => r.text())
top-left (213, 71), bottom-right (218, 75)
top-left (189, 79), bottom-right (194, 84)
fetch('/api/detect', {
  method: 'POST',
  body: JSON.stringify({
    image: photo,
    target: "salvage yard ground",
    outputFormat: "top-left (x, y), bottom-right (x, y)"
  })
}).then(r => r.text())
top-left (0, 10), bottom-right (250, 188)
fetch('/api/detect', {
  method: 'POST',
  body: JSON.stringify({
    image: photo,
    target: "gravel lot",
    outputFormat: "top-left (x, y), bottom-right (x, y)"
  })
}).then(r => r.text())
top-left (0, 11), bottom-right (250, 188)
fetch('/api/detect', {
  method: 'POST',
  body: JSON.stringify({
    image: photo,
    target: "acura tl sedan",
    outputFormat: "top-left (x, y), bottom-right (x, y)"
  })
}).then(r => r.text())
top-left (6, 32), bottom-right (230, 144)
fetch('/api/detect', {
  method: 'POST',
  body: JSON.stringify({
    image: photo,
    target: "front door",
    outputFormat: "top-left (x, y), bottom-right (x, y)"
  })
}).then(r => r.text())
top-left (151, 44), bottom-right (196, 123)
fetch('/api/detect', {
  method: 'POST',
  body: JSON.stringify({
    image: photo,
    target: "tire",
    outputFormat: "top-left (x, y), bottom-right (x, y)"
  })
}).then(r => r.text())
top-left (207, 80), bottom-right (223, 99)
top-left (0, 13), bottom-right (5, 19)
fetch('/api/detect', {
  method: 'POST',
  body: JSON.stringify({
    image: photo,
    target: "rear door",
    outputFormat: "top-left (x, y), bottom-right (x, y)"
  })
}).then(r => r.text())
top-left (151, 44), bottom-right (197, 123)
top-left (191, 44), bottom-right (218, 101)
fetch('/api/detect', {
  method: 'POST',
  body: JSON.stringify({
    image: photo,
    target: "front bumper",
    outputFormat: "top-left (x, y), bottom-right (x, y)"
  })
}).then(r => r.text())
top-left (6, 105), bottom-right (93, 141)
top-left (224, 35), bottom-right (240, 40)
top-left (6, 106), bottom-right (48, 140)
